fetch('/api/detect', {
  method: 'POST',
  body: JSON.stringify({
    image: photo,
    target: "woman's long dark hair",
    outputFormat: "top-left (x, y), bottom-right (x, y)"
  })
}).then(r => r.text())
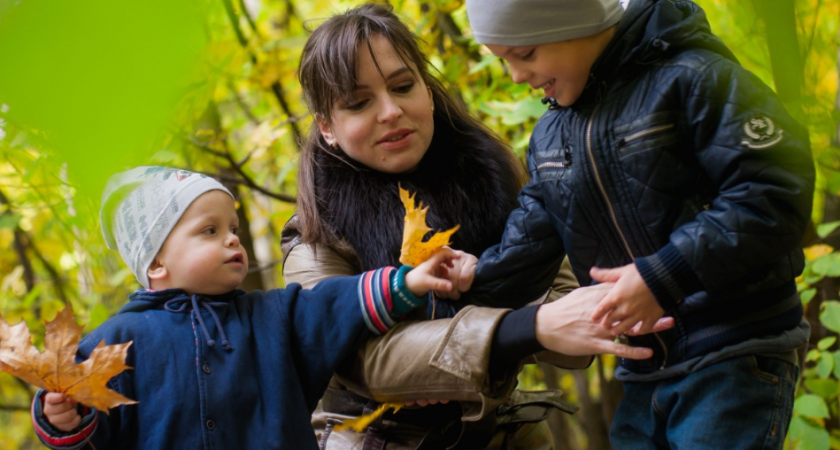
top-left (296, 3), bottom-right (525, 258)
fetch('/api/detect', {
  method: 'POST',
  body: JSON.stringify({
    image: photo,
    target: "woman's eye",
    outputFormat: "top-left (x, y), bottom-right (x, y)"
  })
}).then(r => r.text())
top-left (393, 82), bottom-right (414, 93)
top-left (345, 99), bottom-right (368, 111)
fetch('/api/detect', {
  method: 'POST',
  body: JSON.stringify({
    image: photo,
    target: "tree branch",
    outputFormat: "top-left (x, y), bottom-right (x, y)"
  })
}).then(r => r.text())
top-left (220, 0), bottom-right (302, 148)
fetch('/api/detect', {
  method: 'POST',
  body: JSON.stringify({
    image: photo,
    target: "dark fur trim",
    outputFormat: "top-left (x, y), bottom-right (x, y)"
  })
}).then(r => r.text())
top-left (314, 116), bottom-right (522, 270)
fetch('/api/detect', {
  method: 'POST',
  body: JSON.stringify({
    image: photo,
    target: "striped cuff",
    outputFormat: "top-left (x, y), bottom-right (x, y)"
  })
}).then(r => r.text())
top-left (358, 266), bottom-right (428, 334)
top-left (32, 390), bottom-right (97, 450)
top-left (635, 243), bottom-right (704, 311)
top-left (358, 267), bottom-right (398, 335)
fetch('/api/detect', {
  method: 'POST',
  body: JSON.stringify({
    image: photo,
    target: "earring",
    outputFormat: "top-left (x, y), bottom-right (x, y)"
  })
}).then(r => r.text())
top-left (327, 139), bottom-right (338, 149)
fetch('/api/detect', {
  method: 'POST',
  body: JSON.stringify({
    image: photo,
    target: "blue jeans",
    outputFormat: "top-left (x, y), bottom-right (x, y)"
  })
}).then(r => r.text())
top-left (610, 355), bottom-right (798, 450)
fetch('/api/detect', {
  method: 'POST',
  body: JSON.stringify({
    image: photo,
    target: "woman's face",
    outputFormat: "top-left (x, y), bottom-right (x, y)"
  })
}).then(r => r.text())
top-left (318, 34), bottom-right (434, 174)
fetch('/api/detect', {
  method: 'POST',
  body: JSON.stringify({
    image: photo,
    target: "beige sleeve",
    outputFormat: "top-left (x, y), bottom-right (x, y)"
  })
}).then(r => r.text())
top-left (282, 243), bottom-right (358, 288)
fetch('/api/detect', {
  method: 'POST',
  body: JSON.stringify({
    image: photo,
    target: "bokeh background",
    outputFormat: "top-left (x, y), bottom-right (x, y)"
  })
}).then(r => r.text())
top-left (0, 0), bottom-right (838, 448)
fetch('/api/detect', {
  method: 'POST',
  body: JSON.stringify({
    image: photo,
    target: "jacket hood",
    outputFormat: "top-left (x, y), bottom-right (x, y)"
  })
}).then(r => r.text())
top-left (591, 0), bottom-right (738, 85)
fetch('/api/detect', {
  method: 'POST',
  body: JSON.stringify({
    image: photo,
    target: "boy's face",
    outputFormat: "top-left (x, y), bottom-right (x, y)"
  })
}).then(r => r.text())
top-left (149, 190), bottom-right (248, 295)
top-left (486, 28), bottom-right (615, 107)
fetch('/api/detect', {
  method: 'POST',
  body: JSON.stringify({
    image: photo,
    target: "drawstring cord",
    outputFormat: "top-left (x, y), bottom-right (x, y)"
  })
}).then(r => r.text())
top-left (164, 294), bottom-right (233, 351)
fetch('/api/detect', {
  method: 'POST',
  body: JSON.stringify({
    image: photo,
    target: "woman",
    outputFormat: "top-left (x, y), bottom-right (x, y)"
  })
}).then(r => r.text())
top-left (282, 4), bottom-right (667, 449)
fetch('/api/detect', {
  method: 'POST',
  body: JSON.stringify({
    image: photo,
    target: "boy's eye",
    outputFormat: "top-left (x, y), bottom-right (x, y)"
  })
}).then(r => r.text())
top-left (520, 49), bottom-right (535, 60)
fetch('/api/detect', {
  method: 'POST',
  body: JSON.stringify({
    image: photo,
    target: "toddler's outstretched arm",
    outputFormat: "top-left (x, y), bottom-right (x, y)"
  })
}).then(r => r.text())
top-left (589, 264), bottom-right (665, 336)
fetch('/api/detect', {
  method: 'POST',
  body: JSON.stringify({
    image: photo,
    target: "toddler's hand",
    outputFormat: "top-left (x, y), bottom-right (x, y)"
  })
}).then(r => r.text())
top-left (434, 248), bottom-right (477, 300)
top-left (405, 248), bottom-right (460, 297)
top-left (43, 392), bottom-right (81, 432)
top-left (589, 264), bottom-right (665, 336)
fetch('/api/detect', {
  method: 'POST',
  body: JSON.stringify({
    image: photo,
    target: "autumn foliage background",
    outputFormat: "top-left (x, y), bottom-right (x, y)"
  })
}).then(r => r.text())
top-left (0, 0), bottom-right (838, 448)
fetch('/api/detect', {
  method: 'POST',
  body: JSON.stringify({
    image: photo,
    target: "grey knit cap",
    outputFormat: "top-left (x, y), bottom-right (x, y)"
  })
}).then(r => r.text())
top-left (466, 0), bottom-right (624, 46)
top-left (100, 166), bottom-right (233, 288)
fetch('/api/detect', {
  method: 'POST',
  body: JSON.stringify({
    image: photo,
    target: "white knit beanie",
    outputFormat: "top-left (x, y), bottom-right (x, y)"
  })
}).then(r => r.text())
top-left (100, 166), bottom-right (234, 288)
top-left (466, 0), bottom-right (624, 46)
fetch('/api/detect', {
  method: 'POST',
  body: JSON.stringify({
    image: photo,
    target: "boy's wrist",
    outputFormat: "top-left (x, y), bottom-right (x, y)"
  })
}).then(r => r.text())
top-left (635, 244), bottom-right (704, 310)
top-left (392, 265), bottom-right (426, 316)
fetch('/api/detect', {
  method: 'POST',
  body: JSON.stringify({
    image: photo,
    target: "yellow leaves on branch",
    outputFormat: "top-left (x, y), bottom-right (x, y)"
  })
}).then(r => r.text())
top-left (0, 304), bottom-right (136, 413)
top-left (399, 186), bottom-right (460, 267)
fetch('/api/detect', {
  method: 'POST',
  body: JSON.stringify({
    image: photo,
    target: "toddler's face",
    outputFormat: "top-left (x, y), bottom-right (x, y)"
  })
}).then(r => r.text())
top-left (153, 190), bottom-right (248, 295)
top-left (486, 28), bottom-right (615, 107)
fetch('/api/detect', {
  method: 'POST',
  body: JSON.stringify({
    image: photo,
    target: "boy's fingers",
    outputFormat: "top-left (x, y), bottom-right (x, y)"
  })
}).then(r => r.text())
top-left (651, 317), bottom-right (674, 333)
top-left (590, 266), bottom-right (620, 283)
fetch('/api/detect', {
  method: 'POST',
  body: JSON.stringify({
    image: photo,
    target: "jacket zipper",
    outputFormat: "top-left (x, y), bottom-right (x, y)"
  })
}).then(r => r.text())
top-left (585, 106), bottom-right (669, 369)
top-left (585, 106), bottom-right (634, 259)
top-left (621, 123), bottom-right (675, 144)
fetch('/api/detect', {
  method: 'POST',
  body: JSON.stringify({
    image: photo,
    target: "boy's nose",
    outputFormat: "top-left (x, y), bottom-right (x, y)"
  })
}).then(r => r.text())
top-left (510, 66), bottom-right (531, 85)
top-left (226, 233), bottom-right (240, 247)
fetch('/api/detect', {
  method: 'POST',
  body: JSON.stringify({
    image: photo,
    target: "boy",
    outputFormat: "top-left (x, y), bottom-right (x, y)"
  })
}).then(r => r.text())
top-left (30, 166), bottom-right (457, 450)
top-left (464, 0), bottom-right (814, 448)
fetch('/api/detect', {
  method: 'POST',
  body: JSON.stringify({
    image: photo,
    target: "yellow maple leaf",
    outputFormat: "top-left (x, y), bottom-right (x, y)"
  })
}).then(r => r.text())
top-left (399, 186), bottom-right (460, 267)
top-left (334, 402), bottom-right (403, 432)
top-left (0, 304), bottom-right (136, 413)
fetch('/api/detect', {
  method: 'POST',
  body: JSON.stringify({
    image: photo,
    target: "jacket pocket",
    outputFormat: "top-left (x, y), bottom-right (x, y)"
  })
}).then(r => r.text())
top-left (534, 146), bottom-right (573, 182)
top-left (614, 111), bottom-right (683, 157)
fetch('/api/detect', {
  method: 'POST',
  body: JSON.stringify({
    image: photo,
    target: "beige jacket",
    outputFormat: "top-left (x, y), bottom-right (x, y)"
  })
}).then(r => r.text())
top-left (281, 217), bottom-right (588, 448)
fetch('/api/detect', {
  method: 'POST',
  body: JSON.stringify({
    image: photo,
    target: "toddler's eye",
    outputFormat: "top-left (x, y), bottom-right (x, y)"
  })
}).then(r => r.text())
top-left (202, 226), bottom-right (217, 235)
top-left (231, 227), bottom-right (239, 236)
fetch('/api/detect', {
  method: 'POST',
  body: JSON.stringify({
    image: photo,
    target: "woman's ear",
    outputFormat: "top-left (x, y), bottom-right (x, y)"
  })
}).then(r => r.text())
top-left (315, 114), bottom-right (336, 147)
top-left (427, 86), bottom-right (434, 111)
top-left (147, 259), bottom-right (168, 282)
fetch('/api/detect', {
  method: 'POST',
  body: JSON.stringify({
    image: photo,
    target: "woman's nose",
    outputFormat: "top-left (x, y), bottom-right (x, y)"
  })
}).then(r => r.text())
top-left (377, 96), bottom-right (403, 123)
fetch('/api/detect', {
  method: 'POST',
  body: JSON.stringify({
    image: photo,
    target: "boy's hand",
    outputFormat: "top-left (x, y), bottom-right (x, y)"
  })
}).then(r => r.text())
top-left (535, 283), bottom-right (675, 360)
top-left (589, 264), bottom-right (665, 336)
top-left (43, 392), bottom-right (81, 432)
top-left (405, 248), bottom-right (461, 297)
top-left (433, 248), bottom-right (477, 300)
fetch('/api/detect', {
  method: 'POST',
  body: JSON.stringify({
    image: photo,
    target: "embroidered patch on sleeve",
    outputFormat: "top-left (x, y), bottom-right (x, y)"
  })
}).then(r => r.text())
top-left (740, 115), bottom-right (783, 149)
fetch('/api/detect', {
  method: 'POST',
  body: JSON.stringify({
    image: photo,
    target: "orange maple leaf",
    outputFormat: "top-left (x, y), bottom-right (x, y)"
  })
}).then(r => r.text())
top-left (399, 186), bottom-right (459, 267)
top-left (0, 304), bottom-right (136, 413)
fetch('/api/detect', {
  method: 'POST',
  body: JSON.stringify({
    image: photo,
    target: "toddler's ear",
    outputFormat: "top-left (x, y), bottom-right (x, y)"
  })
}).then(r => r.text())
top-left (147, 259), bottom-right (168, 281)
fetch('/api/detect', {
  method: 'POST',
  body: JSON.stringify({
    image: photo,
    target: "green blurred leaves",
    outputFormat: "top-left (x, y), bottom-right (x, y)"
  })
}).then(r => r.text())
top-left (0, 0), bottom-right (204, 202)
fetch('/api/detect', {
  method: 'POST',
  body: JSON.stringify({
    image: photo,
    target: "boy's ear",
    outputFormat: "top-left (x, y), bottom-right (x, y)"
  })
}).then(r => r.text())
top-left (147, 259), bottom-right (168, 281)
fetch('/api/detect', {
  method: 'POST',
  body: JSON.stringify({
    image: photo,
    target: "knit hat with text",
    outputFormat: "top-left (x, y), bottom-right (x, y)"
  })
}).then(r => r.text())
top-left (100, 166), bottom-right (233, 288)
top-left (466, 0), bottom-right (624, 46)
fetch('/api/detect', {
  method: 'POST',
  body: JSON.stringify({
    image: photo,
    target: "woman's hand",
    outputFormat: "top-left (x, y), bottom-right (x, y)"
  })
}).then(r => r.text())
top-left (535, 284), bottom-right (674, 360)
